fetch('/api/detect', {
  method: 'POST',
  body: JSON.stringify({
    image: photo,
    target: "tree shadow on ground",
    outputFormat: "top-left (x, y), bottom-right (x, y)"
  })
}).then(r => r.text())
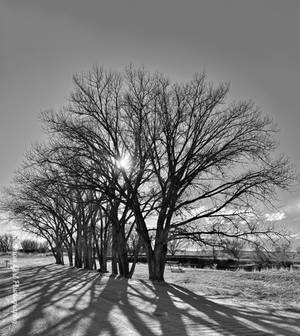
top-left (0, 264), bottom-right (299, 336)
top-left (163, 283), bottom-right (300, 336)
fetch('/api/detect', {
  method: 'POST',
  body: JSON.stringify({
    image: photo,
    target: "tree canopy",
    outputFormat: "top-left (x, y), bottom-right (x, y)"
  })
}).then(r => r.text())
top-left (1, 66), bottom-right (295, 281)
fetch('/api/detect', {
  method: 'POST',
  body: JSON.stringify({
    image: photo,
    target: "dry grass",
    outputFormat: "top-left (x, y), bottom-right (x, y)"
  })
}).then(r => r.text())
top-left (133, 264), bottom-right (300, 309)
top-left (1, 254), bottom-right (299, 309)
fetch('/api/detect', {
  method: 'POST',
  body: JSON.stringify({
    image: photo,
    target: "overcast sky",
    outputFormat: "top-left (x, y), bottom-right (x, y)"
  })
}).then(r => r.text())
top-left (1, 0), bottom-right (300, 237)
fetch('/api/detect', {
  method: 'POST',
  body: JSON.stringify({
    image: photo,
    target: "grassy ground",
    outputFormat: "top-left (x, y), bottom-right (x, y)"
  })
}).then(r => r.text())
top-left (132, 263), bottom-right (300, 309)
top-left (168, 268), bottom-right (300, 307)
top-left (0, 254), bottom-right (299, 335)
top-left (1, 253), bottom-right (299, 309)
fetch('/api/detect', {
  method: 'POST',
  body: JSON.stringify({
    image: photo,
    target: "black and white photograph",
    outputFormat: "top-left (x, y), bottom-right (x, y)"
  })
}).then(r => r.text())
top-left (0, 1), bottom-right (300, 335)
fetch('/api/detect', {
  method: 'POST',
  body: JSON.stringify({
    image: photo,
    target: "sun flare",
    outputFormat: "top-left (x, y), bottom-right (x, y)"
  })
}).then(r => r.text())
top-left (117, 154), bottom-right (131, 170)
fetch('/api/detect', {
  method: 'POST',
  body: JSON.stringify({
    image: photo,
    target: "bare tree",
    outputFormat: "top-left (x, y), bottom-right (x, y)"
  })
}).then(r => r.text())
top-left (0, 234), bottom-right (14, 252)
top-left (2, 147), bottom-right (100, 268)
top-left (40, 68), bottom-right (155, 278)
top-left (167, 238), bottom-right (185, 256)
top-left (223, 238), bottom-right (245, 265)
top-left (6, 65), bottom-right (294, 281)
top-left (2, 178), bottom-right (66, 264)
top-left (121, 67), bottom-right (295, 280)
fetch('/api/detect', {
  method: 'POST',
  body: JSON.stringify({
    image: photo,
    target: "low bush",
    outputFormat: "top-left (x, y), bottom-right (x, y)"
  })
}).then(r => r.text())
top-left (21, 239), bottom-right (39, 253)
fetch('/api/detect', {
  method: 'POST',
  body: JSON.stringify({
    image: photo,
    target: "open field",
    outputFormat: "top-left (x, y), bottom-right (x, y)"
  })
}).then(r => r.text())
top-left (1, 253), bottom-right (300, 307)
top-left (0, 254), bottom-right (300, 335)
top-left (136, 267), bottom-right (300, 308)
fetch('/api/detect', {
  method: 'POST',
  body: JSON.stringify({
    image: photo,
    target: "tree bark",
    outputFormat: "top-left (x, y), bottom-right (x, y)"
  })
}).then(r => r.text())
top-left (128, 237), bottom-right (142, 278)
top-left (147, 243), bottom-right (168, 282)
top-left (110, 201), bottom-right (130, 277)
top-left (83, 224), bottom-right (93, 270)
top-left (116, 224), bottom-right (129, 277)
top-left (68, 245), bottom-right (73, 266)
top-left (75, 232), bottom-right (83, 268)
top-left (111, 222), bottom-right (119, 275)
top-left (55, 242), bottom-right (64, 265)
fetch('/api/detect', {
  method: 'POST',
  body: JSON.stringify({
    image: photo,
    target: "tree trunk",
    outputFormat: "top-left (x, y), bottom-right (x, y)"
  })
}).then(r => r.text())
top-left (116, 224), bottom-right (129, 277)
top-left (148, 243), bottom-right (168, 282)
top-left (63, 240), bottom-right (73, 266)
top-left (94, 235), bottom-right (108, 272)
top-left (94, 238), bottom-right (102, 270)
top-left (93, 247), bottom-right (97, 270)
top-left (128, 238), bottom-right (142, 278)
top-left (111, 222), bottom-right (119, 275)
top-left (83, 225), bottom-right (93, 270)
top-left (100, 241), bottom-right (108, 272)
top-left (132, 196), bottom-right (168, 281)
top-left (68, 244), bottom-right (73, 266)
top-left (110, 202), bottom-right (130, 277)
top-left (111, 223), bottom-right (130, 277)
top-left (75, 233), bottom-right (83, 268)
top-left (55, 243), bottom-right (64, 265)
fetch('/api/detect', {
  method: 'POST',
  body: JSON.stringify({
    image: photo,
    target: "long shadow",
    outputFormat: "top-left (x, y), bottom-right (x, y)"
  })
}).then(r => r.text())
top-left (1, 264), bottom-right (102, 335)
top-left (0, 268), bottom-right (13, 299)
top-left (167, 284), bottom-right (300, 336)
top-left (30, 275), bottom-right (159, 336)
top-left (1, 265), bottom-right (90, 312)
top-left (1, 264), bottom-right (299, 336)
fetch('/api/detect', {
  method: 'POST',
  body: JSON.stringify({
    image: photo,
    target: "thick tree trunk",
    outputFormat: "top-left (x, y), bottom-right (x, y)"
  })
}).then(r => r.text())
top-left (75, 234), bottom-right (83, 268)
top-left (55, 243), bottom-right (64, 265)
top-left (111, 223), bottom-right (119, 275)
top-left (93, 248), bottom-right (97, 270)
top-left (83, 225), bottom-right (93, 270)
top-left (110, 202), bottom-right (130, 277)
top-left (128, 238), bottom-right (142, 278)
top-left (100, 242), bottom-right (108, 272)
top-left (116, 224), bottom-right (129, 277)
top-left (67, 244), bottom-right (73, 266)
top-left (85, 247), bottom-right (93, 269)
top-left (132, 196), bottom-right (169, 281)
top-left (111, 225), bottom-right (130, 277)
top-left (54, 254), bottom-right (63, 265)
top-left (148, 243), bottom-right (168, 282)
top-left (94, 236), bottom-right (108, 272)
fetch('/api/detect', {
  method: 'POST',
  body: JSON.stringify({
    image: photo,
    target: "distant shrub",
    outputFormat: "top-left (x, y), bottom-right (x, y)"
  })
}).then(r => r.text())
top-left (21, 239), bottom-right (39, 253)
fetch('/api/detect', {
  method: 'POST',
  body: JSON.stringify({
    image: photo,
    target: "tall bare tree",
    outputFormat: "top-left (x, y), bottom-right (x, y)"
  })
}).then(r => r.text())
top-left (119, 68), bottom-right (295, 280)
top-left (5, 65), bottom-right (294, 281)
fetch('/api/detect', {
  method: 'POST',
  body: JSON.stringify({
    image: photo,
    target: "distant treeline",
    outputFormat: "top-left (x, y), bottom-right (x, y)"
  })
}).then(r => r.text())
top-left (0, 234), bottom-right (48, 253)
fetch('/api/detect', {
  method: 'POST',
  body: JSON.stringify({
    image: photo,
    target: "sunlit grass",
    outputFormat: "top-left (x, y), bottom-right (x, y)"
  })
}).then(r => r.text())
top-left (1, 254), bottom-right (299, 309)
top-left (131, 263), bottom-right (300, 307)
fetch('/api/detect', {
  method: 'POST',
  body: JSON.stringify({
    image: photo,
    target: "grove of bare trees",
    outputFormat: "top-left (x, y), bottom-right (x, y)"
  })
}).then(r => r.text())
top-left (1, 66), bottom-right (295, 281)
